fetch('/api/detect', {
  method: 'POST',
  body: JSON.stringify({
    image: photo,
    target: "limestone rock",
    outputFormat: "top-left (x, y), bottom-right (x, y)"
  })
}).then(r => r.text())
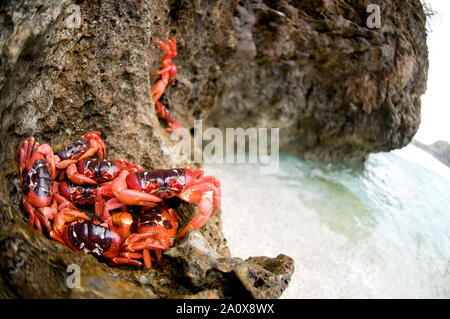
top-left (0, 0), bottom-right (293, 298)
top-left (0, 0), bottom-right (429, 299)
top-left (160, 0), bottom-right (429, 160)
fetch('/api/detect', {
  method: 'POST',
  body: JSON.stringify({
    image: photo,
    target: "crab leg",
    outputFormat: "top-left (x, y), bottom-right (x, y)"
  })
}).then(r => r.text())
top-left (81, 131), bottom-right (106, 159)
top-left (22, 199), bottom-right (56, 234)
top-left (152, 64), bottom-right (173, 76)
top-left (151, 74), bottom-right (170, 102)
top-left (50, 209), bottom-right (90, 243)
top-left (178, 177), bottom-right (221, 237)
top-left (77, 138), bottom-right (102, 161)
top-left (153, 38), bottom-right (177, 61)
top-left (151, 37), bottom-right (179, 132)
top-left (121, 252), bottom-right (143, 259)
top-left (23, 200), bottom-right (42, 233)
top-left (51, 181), bottom-right (79, 210)
top-left (154, 250), bottom-right (163, 266)
top-left (56, 159), bottom-right (77, 169)
top-left (100, 198), bottom-right (125, 223)
top-left (66, 163), bottom-right (98, 185)
top-left (121, 231), bottom-right (170, 268)
top-left (124, 239), bottom-right (167, 252)
top-left (123, 231), bottom-right (159, 246)
top-left (178, 205), bottom-right (212, 238)
top-left (143, 249), bottom-right (152, 268)
top-left (115, 159), bottom-right (144, 172)
top-left (16, 137), bottom-right (30, 171)
top-left (94, 182), bottom-right (114, 219)
top-left (114, 189), bottom-right (163, 206)
top-left (17, 136), bottom-right (35, 171)
top-left (111, 170), bottom-right (162, 205)
top-left (110, 254), bottom-right (143, 267)
top-left (154, 101), bottom-right (182, 133)
top-left (37, 143), bottom-right (56, 180)
top-left (121, 239), bottom-right (168, 269)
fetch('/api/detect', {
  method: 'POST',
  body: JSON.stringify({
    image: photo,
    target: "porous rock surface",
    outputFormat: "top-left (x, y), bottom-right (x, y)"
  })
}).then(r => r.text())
top-left (0, 0), bottom-right (293, 298)
top-left (0, 0), bottom-right (428, 298)
top-left (164, 0), bottom-right (429, 160)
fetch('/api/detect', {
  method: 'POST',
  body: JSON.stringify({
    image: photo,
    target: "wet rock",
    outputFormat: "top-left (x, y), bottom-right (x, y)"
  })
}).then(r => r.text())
top-left (238, 254), bottom-right (294, 299)
top-left (69, 265), bottom-right (160, 299)
top-left (173, 289), bottom-right (220, 299)
top-left (0, 201), bottom-right (293, 298)
top-left (165, 230), bottom-right (294, 299)
top-left (0, 221), bottom-right (160, 298)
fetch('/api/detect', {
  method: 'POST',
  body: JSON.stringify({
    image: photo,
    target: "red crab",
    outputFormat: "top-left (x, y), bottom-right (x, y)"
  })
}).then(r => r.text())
top-left (50, 207), bottom-right (135, 263)
top-left (55, 131), bottom-right (106, 170)
top-left (16, 136), bottom-right (57, 233)
top-left (151, 37), bottom-right (178, 102)
top-left (110, 204), bottom-right (179, 268)
top-left (54, 180), bottom-right (98, 206)
top-left (96, 167), bottom-right (221, 238)
top-left (151, 37), bottom-right (181, 133)
top-left (65, 158), bottom-right (144, 185)
top-left (53, 159), bottom-right (144, 207)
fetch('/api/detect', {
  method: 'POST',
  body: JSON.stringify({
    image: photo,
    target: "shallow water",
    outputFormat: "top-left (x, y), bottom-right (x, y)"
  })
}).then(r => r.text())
top-left (204, 144), bottom-right (450, 298)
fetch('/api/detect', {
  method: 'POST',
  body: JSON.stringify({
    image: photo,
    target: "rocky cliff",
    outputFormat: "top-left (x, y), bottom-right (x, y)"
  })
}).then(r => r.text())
top-left (0, 0), bottom-right (428, 298)
top-left (163, 0), bottom-right (429, 160)
top-left (412, 140), bottom-right (450, 168)
top-left (0, 0), bottom-right (293, 299)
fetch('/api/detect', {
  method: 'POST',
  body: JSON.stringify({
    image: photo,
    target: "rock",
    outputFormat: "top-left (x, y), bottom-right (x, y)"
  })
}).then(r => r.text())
top-left (157, 0), bottom-right (429, 160)
top-left (0, 0), bottom-right (428, 299)
top-left (412, 140), bottom-right (450, 168)
top-left (0, 0), bottom-right (293, 298)
top-left (165, 230), bottom-right (294, 299)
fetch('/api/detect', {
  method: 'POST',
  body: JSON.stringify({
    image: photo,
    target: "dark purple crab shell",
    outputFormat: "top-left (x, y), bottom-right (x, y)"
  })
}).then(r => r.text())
top-left (139, 207), bottom-right (174, 230)
top-left (21, 159), bottom-right (52, 198)
top-left (133, 168), bottom-right (186, 199)
top-left (59, 180), bottom-right (97, 205)
top-left (78, 159), bottom-right (120, 182)
top-left (67, 220), bottom-right (112, 257)
top-left (56, 138), bottom-right (89, 161)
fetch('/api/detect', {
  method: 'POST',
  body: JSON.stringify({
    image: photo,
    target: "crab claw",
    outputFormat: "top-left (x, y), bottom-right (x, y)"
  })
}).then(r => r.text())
top-left (111, 170), bottom-right (163, 206)
top-left (80, 131), bottom-right (107, 160)
top-left (177, 169), bottom-right (221, 237)
top-left (50, 208), bottom-right (90, 244)
top-left (153, 37), bottom-right (177, 63)
top-left (66, 163), bottom-right (98, 185)
top-left (111, 212), bottom-right (134, 240)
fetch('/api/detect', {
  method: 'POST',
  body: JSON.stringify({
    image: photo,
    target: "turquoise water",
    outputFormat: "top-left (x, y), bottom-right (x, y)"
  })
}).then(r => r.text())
top-left (205, 144), bottom-right (450, 298)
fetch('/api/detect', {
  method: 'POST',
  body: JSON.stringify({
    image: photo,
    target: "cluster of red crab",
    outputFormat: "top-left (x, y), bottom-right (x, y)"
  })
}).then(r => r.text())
top-left (16, 132), bottom-right (221, 268)
top-left (15, 38), bottom-right (221, 269)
